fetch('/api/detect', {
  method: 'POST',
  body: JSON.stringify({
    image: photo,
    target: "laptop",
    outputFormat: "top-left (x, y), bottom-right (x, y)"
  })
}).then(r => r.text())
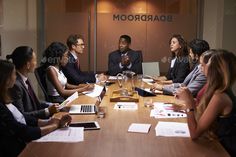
top-left (142, 62), bottom-right (160, 77)
top-left (69, 104), bottom-right (97, 114)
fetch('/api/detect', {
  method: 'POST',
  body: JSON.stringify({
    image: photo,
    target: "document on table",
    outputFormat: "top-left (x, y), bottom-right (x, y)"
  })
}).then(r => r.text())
top-left (150, 102), bottom-right (186, 118)
top-left (114, 102), bottom-right (138, 110)
top-left (142, 78), bottom-right (154, 85)
top-left (144, 88), bottom-right (162, 94)
top-left (83, 84), bottom-right (104, 98)
top-left (59, 92), bottom-right (78, 109)
top-left (35, 127), bottom-right (84, 142)
top-left (155, 121), bottom-right (190, 137)
top-left (108, 76), bottom-right (122, 80)
top-left (128, 123), bottom-right (151, 133)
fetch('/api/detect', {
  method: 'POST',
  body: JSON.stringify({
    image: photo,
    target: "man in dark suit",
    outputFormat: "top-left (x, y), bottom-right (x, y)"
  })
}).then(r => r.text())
top-left (10, 73), bottom-right (57, 119)
top-left (108, 35), bottom-right (143, 76)
top-left (62, 34), bottom-right (107, 84)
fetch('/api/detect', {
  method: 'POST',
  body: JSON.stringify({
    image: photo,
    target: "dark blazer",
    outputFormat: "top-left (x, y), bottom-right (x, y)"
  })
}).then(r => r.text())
top-left (0, 102), bottom-right (41, 157)
top-left (10, 73), bottom-right (49, 119)
top-left (166, 56), bottom-right (190, 83)
top-left (108, 49), bottom-right (143, 76)
top-left (163, 64), bottom-right (206, 97)
top-left (62, 52), bottom-right (96, 84)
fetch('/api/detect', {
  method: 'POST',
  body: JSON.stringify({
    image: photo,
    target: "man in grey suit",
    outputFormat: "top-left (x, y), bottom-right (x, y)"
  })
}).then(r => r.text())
top-left (152, 39), bottom-right (210, 97)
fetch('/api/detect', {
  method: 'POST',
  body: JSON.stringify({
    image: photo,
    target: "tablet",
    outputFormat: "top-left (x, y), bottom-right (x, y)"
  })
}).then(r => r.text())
top-left (135, 87), bottom-right (156, 97)
top-left (69, 121), bottom-right (100, 130)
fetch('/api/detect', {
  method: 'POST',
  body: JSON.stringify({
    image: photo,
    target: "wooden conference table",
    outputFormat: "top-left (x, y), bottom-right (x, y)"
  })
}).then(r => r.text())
top-left (19, 81), bottom-right (229, 157)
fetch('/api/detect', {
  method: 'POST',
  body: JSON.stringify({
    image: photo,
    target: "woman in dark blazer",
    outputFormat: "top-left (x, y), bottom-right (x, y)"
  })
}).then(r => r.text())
top-left (0, 60), bottom-right (71, 157)
top-left (156, 34), bottom-right (190, 84)
top-left (6, 46), bottom-right (58, 119)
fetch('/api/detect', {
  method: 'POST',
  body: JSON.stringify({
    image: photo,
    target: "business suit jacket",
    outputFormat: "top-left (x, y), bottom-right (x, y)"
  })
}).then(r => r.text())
top-left (10, 73), bottom-right (49, 119)
top-left (163, 64), bottom-right (206, 97)
top-left (166, 56), bottom-right (190, 83)
top-left (0, 102), bottom-right (41, 157)
top-left (62, 52), bottom-right (96, 84)
top-left (108, 49), bottom-right (143, 76)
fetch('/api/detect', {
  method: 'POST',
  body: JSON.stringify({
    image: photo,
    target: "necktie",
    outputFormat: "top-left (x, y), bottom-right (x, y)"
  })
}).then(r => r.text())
top-left (25, 79), bottom-right (40, 108)
top-left (76, 58), bottom-right (80, 70)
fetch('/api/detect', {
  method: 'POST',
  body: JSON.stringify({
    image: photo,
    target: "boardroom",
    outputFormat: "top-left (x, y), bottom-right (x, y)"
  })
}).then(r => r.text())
top-left (0, 0), bottom-right (236, 157)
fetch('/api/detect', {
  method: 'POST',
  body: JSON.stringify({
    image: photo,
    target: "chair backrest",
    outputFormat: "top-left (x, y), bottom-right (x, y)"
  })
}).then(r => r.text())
top-left (142, 62), bottom-right (160, 77)
top-left (34, 66), bottom-right (49, 101)
top-left (136, 50), bottom-right (143, 62)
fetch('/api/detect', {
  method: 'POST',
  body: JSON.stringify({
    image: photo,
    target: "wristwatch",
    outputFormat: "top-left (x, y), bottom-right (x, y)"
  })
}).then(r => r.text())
top-left (186, 108), bottom-right (194, 113)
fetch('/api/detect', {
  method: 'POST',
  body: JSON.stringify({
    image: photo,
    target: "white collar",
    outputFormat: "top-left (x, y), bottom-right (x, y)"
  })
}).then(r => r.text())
top-left (70, 51), bottom-right (78, 60)
top-left (197, 64), bottom-right (201, 69)
top-left (17, 71), bottom-right (28, 83)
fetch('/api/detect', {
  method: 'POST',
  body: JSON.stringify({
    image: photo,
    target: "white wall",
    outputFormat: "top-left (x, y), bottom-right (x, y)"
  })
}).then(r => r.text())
top-left (0, 0), bottom-right (39, 95)
top-left (203, 0), bottom-right (224, 49)
top-left (203, 0), bottom-right (236, 93)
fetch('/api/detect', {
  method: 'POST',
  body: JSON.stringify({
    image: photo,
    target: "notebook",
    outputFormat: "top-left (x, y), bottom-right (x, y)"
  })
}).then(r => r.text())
top-left (69, 104), bottom-right (97, 114)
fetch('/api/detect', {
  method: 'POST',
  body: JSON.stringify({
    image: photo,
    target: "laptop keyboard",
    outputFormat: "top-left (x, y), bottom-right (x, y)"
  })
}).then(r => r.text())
top-left (81, 105), bottom-right (94, 113)
top-left (69, 104), bottom-right (97, 114)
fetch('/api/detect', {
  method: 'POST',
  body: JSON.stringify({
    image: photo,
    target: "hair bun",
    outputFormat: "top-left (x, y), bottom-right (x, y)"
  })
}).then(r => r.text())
top-left (6, 54), bottom-right (12, 60)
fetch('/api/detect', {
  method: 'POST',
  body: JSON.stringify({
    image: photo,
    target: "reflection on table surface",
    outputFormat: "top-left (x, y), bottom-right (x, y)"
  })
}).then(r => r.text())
top-left (19, 80), bottom-right (229, 157)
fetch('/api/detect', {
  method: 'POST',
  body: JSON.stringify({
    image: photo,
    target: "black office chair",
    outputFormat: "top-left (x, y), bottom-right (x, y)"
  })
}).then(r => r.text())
top-left (136, 50), bottom-right (143, 74)
top-left (136, 50), bottom-right (143, 62)
top-left (34, 66), bottom-right (49, 101)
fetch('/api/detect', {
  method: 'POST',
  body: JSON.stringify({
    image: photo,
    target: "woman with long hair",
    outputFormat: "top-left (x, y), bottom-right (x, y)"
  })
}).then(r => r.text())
top-left (42, 42), bottom-right (94, 103)
top-left (176, 50), bottom-right (236, 156)
top-left (155, 34), bottom-right (190, 84)
top-left (0, 60), bottom-right (71, 157)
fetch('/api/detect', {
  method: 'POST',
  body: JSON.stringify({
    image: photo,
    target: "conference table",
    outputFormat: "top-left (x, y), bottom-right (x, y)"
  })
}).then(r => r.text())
top-left (19, 80), bottom-right (230, 157)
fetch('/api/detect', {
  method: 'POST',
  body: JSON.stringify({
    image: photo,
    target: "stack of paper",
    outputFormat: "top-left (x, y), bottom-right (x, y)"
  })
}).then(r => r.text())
top-left (155, 121), bottom-right (190, 137)
top-left (128, 123), bottom-right (151, 133)
top-left (83, 84), bottom-right (104, 98)
top-left (35, 127), bottom-right (84, 142)
top-left (114, 102), bottom-right (138, 110)
top-left (150, 102), bottom-right (186, 118)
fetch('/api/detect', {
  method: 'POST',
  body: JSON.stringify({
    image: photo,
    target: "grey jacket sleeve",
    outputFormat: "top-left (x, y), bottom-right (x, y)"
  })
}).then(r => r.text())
top-left (186, 73), bottom-right (207, 97)
top-left (162, 83), bottom-right (181, 95)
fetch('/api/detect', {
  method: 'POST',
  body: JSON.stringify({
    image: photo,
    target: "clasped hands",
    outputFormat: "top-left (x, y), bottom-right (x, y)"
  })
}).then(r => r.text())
top-left (50, 112), bottom-right (72, 128)
top-left (121, 55), bottom-right (131, 66)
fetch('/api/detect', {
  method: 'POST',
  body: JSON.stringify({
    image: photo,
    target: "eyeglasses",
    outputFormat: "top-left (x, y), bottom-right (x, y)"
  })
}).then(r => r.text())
top-left (75, 43), bottom-right (85, 47)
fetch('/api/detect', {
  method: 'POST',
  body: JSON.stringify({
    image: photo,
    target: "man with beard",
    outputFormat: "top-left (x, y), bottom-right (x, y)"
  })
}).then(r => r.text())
top-left (108, 35), bottom-right (143, 76)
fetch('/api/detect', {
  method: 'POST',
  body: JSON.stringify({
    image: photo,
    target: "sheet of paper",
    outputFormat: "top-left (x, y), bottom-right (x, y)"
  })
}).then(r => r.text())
top-left (142, 78), bottom-right (154, 85)
top-left (59, 92), bottom-right (78, 109)
top-left (155, 121), bottom-right (190, 137)
top-left (108, 76), bottom-right (122, 80)
top-left (114, 102), bottom-right (138, 110)
top-left (128, 123), bottom-right (151, 133)
top-left (150, 102), bottom-right (186, 118)
top-left (144, 88), bottom-right (162, 94)
top-left (35, 127), bottom-right (84, 142)
top-left (83, 84), bottom-right (104, 98)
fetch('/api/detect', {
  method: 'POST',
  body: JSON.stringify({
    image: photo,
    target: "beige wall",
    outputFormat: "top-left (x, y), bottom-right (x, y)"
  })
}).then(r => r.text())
top-left (0, 0), bottom-right (39, 96)
top-left (203, 0), bottom-right (224, 49)
top-left (203, 0), bottom-right (236, 93)
top-left (1, 0), bottom-right (236, 96)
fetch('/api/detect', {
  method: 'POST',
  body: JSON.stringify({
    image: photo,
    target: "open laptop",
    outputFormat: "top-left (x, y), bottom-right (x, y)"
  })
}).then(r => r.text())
top-left (69, 104), bottom-right (97, 115)
top-left (142, 62), bottom-right (160, 77)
